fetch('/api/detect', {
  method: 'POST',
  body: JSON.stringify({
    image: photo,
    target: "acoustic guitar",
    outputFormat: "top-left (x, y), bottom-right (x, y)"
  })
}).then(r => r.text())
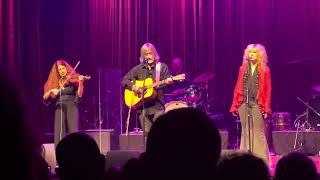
top-left (124, 74), bottom-right (185, 109)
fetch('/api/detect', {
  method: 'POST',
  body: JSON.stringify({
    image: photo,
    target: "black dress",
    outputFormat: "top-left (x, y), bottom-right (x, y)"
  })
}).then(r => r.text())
top-left (53, 82), bottom-right (80, 147)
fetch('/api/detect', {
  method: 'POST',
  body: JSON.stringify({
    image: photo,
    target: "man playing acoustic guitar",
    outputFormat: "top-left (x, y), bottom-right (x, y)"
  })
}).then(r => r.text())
top-left (122, 43), bottom-right (185, 135)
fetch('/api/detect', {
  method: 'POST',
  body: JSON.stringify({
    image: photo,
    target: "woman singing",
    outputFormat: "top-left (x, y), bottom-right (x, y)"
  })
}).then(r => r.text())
top-left (230, 44), bottom-right (271, 165)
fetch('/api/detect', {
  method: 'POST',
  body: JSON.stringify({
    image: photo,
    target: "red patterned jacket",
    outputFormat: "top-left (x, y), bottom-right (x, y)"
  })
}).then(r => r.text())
top-left (230, 63), bottom-right (272, 114)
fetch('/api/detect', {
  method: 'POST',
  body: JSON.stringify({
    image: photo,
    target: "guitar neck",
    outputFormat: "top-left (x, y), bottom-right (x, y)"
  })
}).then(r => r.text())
top-left (142, 74), bottom-right (184, 89)
top-left (150, 78), bottom-right (169, 88)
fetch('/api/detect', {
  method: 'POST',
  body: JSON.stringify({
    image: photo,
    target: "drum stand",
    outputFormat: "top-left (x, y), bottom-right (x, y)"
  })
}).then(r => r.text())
top-left (198, 81), bottom-right (210, 114)
top-left (188, 81), bottom-right (212, 114)
top-left (293, 97), bottom-right (320, 150)
top-left (204, 81), bottom-right (210, 113)
top-left (296, 97), bottom-right (320, 129)
top-left (293, 109), bottom-right (309, 150)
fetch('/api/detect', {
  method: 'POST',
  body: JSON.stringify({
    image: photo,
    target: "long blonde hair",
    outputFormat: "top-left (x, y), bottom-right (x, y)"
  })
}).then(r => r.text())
top-left (242, 43), bottom-right (268, 67)
top-left (139, 43), bottom-right (160, 63)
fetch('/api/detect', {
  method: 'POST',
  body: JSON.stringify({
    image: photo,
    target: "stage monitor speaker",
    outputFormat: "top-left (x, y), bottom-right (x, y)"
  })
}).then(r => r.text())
top-left (220, 130), bottom-right (229, 149)
top-left (119, 131), bottom-right (145, 152)
top-left (82, 129), bottom-right (114, 154)
top-left (41, 143), bottom-right (56, 173)
top-left (105, 150), bottom-right (141, 170)
top-left (272, 130), bottom-right (320, 155)
top-left (119, 130), bottom-right (229, 152)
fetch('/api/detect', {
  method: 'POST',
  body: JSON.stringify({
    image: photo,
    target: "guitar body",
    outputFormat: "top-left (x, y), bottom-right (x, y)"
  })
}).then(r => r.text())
top-left (124, 78), bottom-right (158, 109)
top-left (124, 74), bottom-right (185, 109)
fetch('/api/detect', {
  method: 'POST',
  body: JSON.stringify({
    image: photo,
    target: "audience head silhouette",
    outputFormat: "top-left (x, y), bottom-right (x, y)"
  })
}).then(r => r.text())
top-left (141, 107), bottom-right (221, 179)
top-left (55, 132), bottom-right (105, 180)
top-left (274, 152), bottom-right (318, 180)
top-left (217, 152), bottom-right (270, 180)
top-left (0, 67), bottom-right (48, 180)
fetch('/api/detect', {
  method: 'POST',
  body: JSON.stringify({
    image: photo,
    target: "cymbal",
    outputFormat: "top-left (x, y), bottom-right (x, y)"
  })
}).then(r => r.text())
top-left (288, 56), bottom-right (320, 64)
top-left (164, 93), bottom-right (173, 96)
top-left (172, 88), bottom-right (186, 96)
top-left (193, 72), bottom-right (215, 83)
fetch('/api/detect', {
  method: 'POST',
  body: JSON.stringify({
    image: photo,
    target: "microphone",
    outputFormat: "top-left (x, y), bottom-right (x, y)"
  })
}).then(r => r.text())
top-left (143, 57), bottom-right (151, 64)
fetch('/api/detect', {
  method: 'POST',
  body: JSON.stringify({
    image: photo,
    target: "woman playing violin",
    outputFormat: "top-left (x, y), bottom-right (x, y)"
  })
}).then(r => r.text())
top-left (43, 60), bottom-right (88, 147)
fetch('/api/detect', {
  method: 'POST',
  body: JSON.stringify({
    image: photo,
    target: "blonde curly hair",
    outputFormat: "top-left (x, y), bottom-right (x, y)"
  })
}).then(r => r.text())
top-left (242, 43), bottom-right (268, 67)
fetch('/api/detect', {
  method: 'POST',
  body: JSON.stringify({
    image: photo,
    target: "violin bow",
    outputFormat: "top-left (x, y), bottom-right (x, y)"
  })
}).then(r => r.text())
top-left (68, 60), bottom-right (80, 78)
top-left (61, 61), bottom-right (80, 87)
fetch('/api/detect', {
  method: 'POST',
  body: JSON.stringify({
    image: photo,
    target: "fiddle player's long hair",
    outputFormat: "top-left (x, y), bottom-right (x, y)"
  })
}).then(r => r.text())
top-left (43, 60), bottom-right (80, 93)
top-left (242, 43), bottom-right (269, 69)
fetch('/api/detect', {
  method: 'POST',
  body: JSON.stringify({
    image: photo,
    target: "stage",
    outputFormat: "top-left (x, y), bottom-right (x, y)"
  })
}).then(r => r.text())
top-left (43, 143), bottom-right (320, 177)
top-left (42, 129), bottom-right (320, 176)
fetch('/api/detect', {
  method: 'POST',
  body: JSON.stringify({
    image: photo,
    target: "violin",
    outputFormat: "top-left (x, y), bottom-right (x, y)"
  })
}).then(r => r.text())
top-left (66, 75), bottom-right (91, 81)
top-left (60, 75), bottom-right (91, 87)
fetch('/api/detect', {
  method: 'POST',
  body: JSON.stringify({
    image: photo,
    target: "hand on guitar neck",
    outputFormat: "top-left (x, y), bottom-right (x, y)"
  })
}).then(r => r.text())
top-left (166, 77), bottom-right (173, 85)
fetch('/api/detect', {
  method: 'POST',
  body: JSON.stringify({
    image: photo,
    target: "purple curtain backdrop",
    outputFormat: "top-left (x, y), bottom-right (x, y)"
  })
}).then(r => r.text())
top-left (1, 0), bottom-right (320, 139)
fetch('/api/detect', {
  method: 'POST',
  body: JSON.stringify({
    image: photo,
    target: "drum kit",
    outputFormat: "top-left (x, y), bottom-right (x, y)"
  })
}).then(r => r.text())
top-left (272, 98), bottom-right (320, 132)
top-left (293, 95), bottom-right (320, 131)
top-left (290, 85), bottom-right (320, 131)
top-left (270, 84), bottom-right (320, 132)
top-left (164, 72), bottom-right (214, 113)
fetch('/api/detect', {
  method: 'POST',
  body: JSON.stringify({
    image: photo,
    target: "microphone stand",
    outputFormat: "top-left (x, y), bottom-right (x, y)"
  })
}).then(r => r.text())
top-left (58, 87), bottom-right (63, 145)
top-left (141, 61), bottom-right (155, 150)
top-left (245, 63), bottom-right (252, 154)
top-left (57, 61), bottom-right (80, 144)
top-left (141, 80), bottom-right (147, 150)
top-left (141, 65), bottom-right (150, 151)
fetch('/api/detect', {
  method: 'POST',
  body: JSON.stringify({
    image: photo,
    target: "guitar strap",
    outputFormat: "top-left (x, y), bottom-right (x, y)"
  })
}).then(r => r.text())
top-left (155, 62), bottom-right (161, 83)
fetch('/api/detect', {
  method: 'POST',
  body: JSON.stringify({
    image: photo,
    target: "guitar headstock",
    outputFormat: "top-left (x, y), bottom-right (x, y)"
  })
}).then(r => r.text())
top-left (172, 74), bottom-right (186, 81)
top-left (83, 75), bottom-right (91, 80)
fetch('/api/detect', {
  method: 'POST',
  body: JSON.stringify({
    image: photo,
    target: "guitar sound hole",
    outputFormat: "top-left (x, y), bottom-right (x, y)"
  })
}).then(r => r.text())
top-left (136, 91), bottom-right (146, 98)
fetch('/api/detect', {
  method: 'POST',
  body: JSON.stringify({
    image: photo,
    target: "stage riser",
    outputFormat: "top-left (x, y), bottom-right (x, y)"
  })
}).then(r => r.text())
top-left (81, 129), bottom-right (113, 154)
top-left (119, 130), bottom-right (229, 152)
top-left (272, 130), bottom-right (320, 155)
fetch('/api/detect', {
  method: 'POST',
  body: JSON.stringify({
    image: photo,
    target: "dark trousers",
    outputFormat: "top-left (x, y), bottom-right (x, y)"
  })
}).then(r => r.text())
top-left (139, 110), bottom-right (164, 135)
top-left (54, 102), bottom-right (79, 147)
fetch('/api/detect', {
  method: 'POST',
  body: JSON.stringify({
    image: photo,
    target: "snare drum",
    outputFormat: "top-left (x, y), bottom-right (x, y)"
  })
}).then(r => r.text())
top-left (165, 101), bottom-right (188, 113)
top-left (185, 85), bottom-right (201, 102)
